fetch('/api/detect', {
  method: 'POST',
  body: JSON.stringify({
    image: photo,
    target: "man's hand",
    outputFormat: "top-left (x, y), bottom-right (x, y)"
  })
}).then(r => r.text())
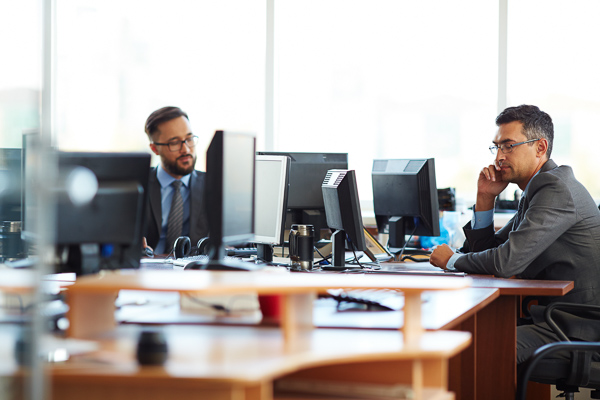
top-left (476, 163), bottom-right (509, 211)
top-left (430, 244), bottom-right (455, 270)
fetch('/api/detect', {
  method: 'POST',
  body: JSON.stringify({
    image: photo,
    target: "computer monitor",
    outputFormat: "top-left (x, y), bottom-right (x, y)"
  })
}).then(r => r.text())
top-left (372, 158), bottom-right (440, 252)
top-left (55, 152), bottom-right (151, 275)
top-left (0, 148), bottom-right (25, 261)
top-left (205, 130), bottom-right (256, 264)
top-left (0, 148), bottom-right (22, 222)
top-left (322, 169), bottom-right (375, 270)
top-left (253, 154), bottom-right (290, 263)
top-left (256, 152), bottom-right (348, 239)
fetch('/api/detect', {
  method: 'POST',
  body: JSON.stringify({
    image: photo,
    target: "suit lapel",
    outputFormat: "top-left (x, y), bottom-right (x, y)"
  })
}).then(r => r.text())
top-left (148, 168), bottom-right (162, 228)
top-left (511, 159), bottom-right (557, 230)
top-left (189, 170), bottom-right (202, 239)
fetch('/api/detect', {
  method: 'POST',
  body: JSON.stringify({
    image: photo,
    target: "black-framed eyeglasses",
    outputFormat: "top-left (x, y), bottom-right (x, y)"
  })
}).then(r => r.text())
top-left (489, 138), bottom-right (540, 155)
top-left (153, 135), bottom-right (198, 152)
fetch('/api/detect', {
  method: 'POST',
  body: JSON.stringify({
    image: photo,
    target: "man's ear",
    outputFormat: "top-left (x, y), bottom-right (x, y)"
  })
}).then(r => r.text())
top-left (149, 143), bottom-right (159, 156)
top-left (537, 138), bottom-right (548, 157)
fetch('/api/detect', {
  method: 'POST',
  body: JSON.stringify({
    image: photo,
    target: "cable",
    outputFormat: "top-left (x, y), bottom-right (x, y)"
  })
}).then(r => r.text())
top-left (313, 245), bottom-right (331, 265)
top-left (390, 224), bottom-right (419, 261)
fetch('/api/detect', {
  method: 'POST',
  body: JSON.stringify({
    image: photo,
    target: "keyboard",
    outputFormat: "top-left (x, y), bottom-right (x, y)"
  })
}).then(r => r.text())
top-left (226, 247), bottom-right (258, 257)
top-left (326, 289), bottom-right (404, 311)
top-left (172, 255), bottom-right (260, 270)
top-left (172, 255), bottom-right (210, 268)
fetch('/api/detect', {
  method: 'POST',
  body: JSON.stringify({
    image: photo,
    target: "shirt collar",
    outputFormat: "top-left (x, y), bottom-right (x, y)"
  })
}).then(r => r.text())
top-left (157, 164), bottom-right (192, 188)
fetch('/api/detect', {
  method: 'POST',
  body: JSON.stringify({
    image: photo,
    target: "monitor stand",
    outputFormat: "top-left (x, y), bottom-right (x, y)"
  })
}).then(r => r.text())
top-left (386, 216), bottom-right (433, 259)
top-left (321, 230), bottom-right (361, 271)
top-left (256, 243), bottom-right (273, 263)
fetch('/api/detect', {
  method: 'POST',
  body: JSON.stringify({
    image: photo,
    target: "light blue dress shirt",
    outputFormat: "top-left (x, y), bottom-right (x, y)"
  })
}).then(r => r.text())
top-left (154, 165), bottom-right (192, 254)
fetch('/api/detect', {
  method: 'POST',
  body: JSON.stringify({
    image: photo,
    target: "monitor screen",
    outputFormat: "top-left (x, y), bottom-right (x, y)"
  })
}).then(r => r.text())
top-left (0, 148), bottom-right (25, 261)
top-left (0, 148), bottom-right (22, 222)
top-left (372, 158), bottom-right (440, 251)
top-left (322, 169), bottom-right (374, 270)
top-left (55, 152), bottom-right (151, 275)
top-left (205, 130), bottom-right (256, 260)
top-left (257, 151), bottom-right (348, 237)
top-left (253, 155), bottom-right (290, 245)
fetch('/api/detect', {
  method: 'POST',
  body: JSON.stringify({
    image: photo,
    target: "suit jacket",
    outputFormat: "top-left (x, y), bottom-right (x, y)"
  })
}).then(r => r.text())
top-left (144, 167), bottom-right (209, 250)
top-left (456, 159), bottom-right (600, 309)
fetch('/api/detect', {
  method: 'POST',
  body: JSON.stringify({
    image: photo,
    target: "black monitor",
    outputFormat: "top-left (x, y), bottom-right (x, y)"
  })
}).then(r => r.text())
top-left (55, 152), bottom-right (151, 275)
top-left (0, 148), bottom-right (26, 262)
top-left (322, 169), bottom-right (375, 270)
top-left (0, 148), bottom-right (22, 222)
top-left (205, 130), bottom-right (256, 264)
top-left (256, 152), bottom-right (348, 239)
top-left (252, 154), bottom-right (290, 263)
top-left (372, 158), bottom-right (440, 252)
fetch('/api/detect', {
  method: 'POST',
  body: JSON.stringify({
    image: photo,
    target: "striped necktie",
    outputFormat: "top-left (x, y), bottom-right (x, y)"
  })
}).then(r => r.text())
top-left (166, 180), bottom-right (183, 252)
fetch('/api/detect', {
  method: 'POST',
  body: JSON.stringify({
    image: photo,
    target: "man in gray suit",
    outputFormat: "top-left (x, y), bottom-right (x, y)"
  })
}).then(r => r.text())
top-left (430, 104), bottom-right (600, 363)
top-left (142, 106), bottom-right (209, 255)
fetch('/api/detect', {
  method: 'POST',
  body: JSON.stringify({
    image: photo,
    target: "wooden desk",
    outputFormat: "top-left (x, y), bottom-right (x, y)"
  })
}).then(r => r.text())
top-left (348, 263), bottom-right (573, 399)
top-left (54, 269), bottom-right (475, 400)
top-left (66, 270), bottom-right (470, 345)
top-left (46, 325), bottom-right (471, 400)
top-left (454, 275), bottom-right (572, 400)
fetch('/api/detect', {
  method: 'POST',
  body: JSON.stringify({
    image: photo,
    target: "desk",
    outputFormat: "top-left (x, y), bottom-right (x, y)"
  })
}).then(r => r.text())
top-left (2, 267), bottom-right (573, 400)
top-left (379, 263), bottom-right (573, 399)
top-left (54, 269), bottom-right (474, 400)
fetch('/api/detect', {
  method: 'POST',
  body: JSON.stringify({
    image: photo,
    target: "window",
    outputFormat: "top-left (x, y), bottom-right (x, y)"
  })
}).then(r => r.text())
top-left (507, 0), bottom-right (600, 198)
top-left (55, 0), bottom-right (265, 170)
top-left (274, 1), bottom-right (498, 208)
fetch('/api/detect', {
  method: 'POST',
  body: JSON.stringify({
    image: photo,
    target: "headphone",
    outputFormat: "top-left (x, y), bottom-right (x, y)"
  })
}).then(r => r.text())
top-left (172, 236), bottom-right (211, 258)
top-left (196, 237), bottom-right (211, 256)
top-left (173, 236), bottom-right (191, 259)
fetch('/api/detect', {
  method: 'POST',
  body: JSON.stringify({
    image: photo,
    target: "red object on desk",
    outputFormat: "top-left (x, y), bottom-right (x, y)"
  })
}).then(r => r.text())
top-left (258, 294), bottom-right (282, 323)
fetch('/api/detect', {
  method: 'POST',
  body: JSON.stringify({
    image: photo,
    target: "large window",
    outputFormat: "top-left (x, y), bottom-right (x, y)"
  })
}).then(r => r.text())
top-left (274, 0), bottom-right (498, 208)
top-left (507, 0), bottom-right (600, 198)
top-left (55, 0), bottom-right (266, 169)
top-left (0, 0), bottom-right (41, 148)
top-left (51, 0), bottom-right (600, 205)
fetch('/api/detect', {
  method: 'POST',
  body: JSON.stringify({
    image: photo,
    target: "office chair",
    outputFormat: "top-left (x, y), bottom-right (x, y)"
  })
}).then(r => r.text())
top-left (517, 302), bottom-right (600, 400)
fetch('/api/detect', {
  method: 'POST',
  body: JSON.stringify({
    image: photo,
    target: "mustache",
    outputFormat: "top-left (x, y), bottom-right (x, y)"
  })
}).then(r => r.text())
top-left (177, 154), bottom-right (194, 160)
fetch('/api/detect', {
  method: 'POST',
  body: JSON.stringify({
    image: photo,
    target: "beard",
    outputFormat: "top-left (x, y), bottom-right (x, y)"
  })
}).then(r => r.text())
top-left (162, 153), bottom-right (197, 176)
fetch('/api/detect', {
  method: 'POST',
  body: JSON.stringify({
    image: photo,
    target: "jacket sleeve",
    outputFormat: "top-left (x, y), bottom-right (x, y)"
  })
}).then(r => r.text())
top-left (455, 173), bottom-right (577, 278)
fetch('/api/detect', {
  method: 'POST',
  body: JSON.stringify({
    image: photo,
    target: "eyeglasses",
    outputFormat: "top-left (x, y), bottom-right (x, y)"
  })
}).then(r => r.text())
top-left (489, 138), bottom-right (540, 155)
top-left (153, 135), bottom-right (198, 152)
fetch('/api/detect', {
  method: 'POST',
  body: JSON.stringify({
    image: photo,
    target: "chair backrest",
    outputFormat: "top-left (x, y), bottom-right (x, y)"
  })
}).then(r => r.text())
top-left (517, 341), bottom-right (600, 400)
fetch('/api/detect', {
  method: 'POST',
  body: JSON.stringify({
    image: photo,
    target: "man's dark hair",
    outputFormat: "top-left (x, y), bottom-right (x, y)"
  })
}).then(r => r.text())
top-left (144, 106), bottom-right (189, 140)
top-left (495, 104), bottom-right (554, 158)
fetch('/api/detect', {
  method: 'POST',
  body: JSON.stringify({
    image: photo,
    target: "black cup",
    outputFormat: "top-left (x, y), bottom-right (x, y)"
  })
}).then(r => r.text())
top-left (136, 330), bottom-right (168, 366)
top-left (289, 224), bottom-right (314, 270)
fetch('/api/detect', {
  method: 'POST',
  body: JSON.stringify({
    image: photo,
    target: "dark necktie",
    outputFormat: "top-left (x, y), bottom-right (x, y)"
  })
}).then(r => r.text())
top-left (166, 180), bottom-right (183, 252)
top-left (513, 195), bottom-right (526, 230)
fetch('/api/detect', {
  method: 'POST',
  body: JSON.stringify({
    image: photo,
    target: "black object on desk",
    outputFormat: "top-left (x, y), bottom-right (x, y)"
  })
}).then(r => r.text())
top-left (136, 330), bottom-right (168, 366)
top-left (324, 292), bottom-right (395, 312)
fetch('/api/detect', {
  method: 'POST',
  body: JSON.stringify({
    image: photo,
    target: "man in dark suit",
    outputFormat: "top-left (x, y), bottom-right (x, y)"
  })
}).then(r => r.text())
top-left (430, 104), bottom-right (600, 363)
top-left (142, 106), bottom-right (209, 255)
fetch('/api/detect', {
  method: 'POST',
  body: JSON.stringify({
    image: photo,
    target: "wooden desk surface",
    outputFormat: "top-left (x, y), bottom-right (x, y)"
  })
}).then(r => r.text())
top-left (383, 262), bottom-right (574, 296)
top-left (45, 324), bottom-right (471, 400)
top-left (314, 287), bottom-right (498, 331)
top-left (468, 275), bottom-right (573, 296)
top-left (67, 269), bottom-right (471, 295)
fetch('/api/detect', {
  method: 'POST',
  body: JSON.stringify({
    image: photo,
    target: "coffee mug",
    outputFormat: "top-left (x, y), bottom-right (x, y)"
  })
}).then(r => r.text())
top-left (289, 224), bottom-right (314, 270)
